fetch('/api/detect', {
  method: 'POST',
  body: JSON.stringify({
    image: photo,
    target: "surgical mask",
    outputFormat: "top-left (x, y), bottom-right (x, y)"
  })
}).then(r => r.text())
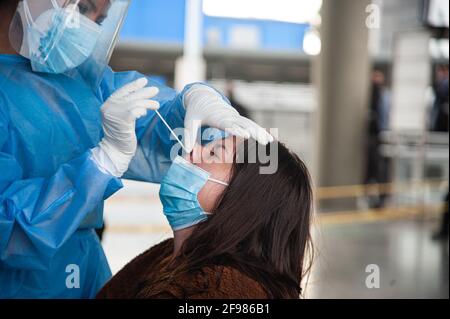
top-left (155, 110), bottom-right (229, 231)
top-left (159, 156), bottom-right (229, 231)
top-left (21, 0), bottom-right (102, 74)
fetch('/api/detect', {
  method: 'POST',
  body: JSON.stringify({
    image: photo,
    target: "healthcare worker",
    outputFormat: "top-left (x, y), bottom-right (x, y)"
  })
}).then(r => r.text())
top-left (0, 0), bottom-right (273, 298)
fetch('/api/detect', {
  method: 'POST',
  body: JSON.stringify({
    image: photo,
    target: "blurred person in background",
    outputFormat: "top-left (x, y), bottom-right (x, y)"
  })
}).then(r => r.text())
top-left (364, 70), bottom-right (392, 209)
top-left (429, 64), bottom-right (449, 241)
top-left (432, 192), bottom-right (449, 241)
top-left (429, 64), bottom-right (449, 133)
top-left (97, 138), bottom-right (314, 299)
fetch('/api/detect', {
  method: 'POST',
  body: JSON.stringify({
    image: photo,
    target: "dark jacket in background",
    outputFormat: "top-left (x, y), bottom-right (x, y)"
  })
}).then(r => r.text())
top-left (430, 78), bottom-right (449, 133)
top-left (96, 239), bottom-right (269, 299)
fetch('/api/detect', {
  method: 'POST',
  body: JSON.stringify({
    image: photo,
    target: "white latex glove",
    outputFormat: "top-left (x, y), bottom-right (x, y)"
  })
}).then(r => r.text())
top-left (183, 84), bottom-right (274, 152)
top-left (91, 78), bottom-right (160, 177)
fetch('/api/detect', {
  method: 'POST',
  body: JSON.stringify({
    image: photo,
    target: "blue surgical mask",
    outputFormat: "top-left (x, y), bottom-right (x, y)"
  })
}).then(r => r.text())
top-left (159, 156), bottom-right (229, 231)
top-left (22, 0), bottom-right (102, 74)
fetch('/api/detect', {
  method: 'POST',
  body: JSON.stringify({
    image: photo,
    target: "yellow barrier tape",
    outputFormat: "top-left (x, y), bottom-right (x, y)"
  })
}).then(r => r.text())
top-left (107, 180), bottom-right (448, 203)
top-left (105, 203), bottom-right (445, 234)
top-left (316, 180), bottom-right (448, 200)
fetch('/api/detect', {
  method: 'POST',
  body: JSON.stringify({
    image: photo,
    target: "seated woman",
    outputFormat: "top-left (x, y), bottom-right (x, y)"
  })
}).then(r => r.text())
top-left (97, 136), bottom-right (314, 299)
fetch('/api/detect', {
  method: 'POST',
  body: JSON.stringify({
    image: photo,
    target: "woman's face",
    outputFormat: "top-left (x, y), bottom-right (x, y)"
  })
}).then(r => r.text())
top-left (185, 136), bottom-right (242, 212)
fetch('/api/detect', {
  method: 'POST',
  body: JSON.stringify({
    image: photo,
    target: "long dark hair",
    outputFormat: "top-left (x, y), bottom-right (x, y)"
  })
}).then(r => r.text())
top-left (137, 140), bottom-right (314, 299)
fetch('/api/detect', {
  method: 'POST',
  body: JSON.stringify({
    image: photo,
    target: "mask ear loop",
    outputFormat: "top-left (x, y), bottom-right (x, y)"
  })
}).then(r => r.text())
top-left (22, 1), bottom-right (34, 27)
top-left (50, 0), bottom-right (60, 8)
top-left (208, 177), bottom-right (229, 187)
top-left (22, 0), bottom-right (64, 27)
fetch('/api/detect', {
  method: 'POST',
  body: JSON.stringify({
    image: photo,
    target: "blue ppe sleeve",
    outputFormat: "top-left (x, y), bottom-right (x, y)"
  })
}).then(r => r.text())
top-left (99, 68), bottom-right (230, 183)
top-left (0, 104), bottom-right (122, 271)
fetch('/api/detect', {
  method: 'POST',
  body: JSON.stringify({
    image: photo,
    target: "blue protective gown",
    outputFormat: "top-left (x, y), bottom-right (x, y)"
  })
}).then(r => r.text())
top-left (0, 54), bottom-right (189, 298)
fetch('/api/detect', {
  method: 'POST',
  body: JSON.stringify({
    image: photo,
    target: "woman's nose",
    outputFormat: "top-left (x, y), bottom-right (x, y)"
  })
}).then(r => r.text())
top-left (187, 143), bottom-right (202, 163)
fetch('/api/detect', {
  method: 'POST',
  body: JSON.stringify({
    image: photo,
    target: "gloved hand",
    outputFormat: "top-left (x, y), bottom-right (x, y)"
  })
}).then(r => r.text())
top-left (91, 78), bottom-right (160, 177)
top-left (183, 84), bottom-right (274, 152)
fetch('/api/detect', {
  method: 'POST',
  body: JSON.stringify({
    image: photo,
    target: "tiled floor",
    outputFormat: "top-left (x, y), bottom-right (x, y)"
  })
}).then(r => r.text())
top-left (308, 219), bottom-right (448, 298)
top-left (102, 181), bottom-right (449, 299)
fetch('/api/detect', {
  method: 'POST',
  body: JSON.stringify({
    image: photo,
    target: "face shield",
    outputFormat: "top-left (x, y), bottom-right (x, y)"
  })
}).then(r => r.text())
top-left (9, 0), bottom-right (131, 87)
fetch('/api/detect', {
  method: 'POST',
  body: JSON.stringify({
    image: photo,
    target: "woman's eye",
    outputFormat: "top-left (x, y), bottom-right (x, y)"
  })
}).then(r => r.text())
top-left (78, 3), bottom-right (89, 14)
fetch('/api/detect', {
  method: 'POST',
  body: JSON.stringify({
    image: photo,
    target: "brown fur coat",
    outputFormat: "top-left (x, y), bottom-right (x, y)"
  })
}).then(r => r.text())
top-left (97, 239), bottom-right (269, 299)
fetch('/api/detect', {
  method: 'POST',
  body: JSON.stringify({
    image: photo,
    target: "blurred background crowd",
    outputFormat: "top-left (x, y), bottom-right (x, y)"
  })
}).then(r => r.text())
top-left (99, 0), bottom-right (449, 299)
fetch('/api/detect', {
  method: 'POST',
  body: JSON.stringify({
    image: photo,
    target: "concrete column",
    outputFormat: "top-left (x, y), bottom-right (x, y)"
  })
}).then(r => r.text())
top-left (175, 0), bottom-right (206, 91)
top-left (313, 0), bottom-right (371, 195)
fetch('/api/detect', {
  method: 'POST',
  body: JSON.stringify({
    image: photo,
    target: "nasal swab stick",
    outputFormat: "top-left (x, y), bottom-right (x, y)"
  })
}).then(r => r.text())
top-left (154, 109), bottom-right (189, 153)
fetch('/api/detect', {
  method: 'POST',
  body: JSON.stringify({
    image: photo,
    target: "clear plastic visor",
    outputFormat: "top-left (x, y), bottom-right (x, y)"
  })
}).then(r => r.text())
top-left (9, 0), bottom-right (131, 86)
